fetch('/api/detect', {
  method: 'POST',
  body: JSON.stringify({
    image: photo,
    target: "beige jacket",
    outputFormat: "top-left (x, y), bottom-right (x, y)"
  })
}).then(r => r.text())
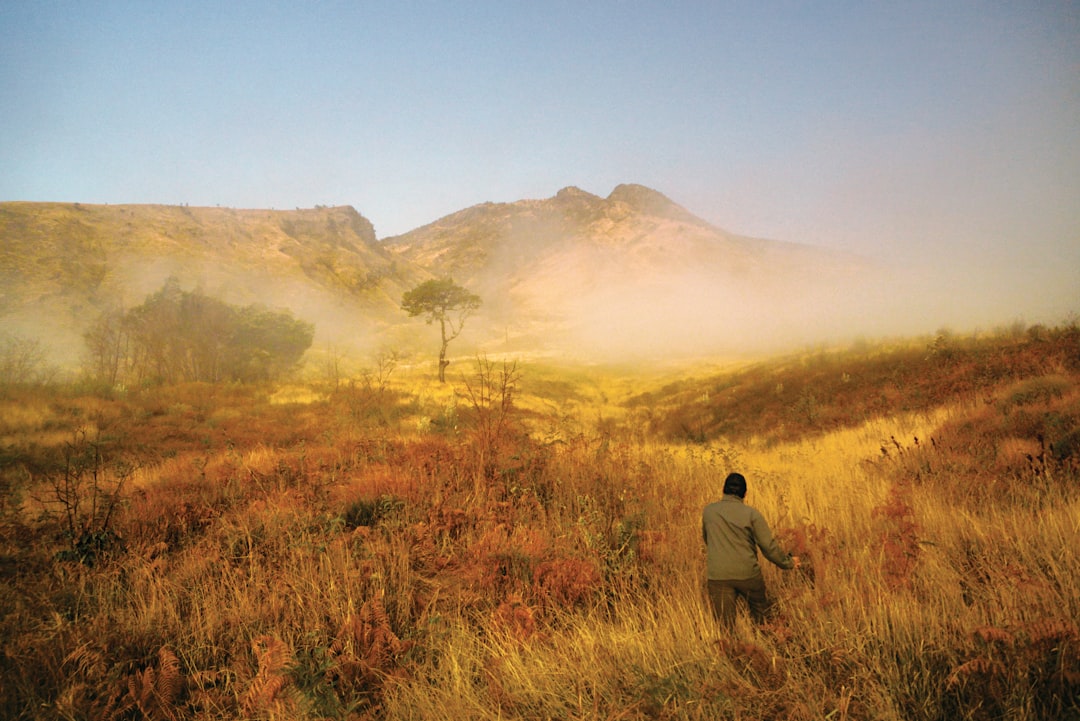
top-left (703, 494), bottom-right (794, 580)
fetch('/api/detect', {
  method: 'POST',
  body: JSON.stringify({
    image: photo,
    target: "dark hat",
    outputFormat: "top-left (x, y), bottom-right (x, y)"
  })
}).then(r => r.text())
top-left (723, 472), bottom-right (747, 498)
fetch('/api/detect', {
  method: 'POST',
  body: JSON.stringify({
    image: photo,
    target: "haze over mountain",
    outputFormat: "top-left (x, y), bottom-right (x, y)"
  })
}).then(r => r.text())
top-left (383, 184), bottom-right (878, 358)
top-left (0, 184), bottom-right (983, 369)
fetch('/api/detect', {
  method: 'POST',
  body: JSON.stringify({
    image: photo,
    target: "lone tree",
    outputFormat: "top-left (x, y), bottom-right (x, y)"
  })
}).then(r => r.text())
top-left (401, 278), bottom-right (481, 382)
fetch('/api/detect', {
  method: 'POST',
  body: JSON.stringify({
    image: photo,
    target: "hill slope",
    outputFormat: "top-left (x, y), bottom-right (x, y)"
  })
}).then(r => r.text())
top-left (0, 202), bottom-right (422, 364)
top-left (384, 184), bottom-right (876, 359)
top-left (2, 185), bottom-right (886, 368)
top-left (633, 324), bottom-right (1080, 446)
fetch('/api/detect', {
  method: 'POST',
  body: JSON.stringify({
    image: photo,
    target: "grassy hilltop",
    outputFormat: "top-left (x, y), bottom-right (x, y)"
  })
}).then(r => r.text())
top-left (0, 202), bottom-right (417, 365)
top-left (0, 324), bottom-right (1078, 720)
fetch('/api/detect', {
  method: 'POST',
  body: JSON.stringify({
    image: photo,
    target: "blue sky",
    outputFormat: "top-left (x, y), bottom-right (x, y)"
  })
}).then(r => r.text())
top-left (2, 2), bottom-right (1078, 325)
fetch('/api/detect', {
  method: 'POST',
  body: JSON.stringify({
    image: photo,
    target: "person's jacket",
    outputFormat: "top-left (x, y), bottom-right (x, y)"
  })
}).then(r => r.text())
top-left (702, 494), bottom-right (794, 580)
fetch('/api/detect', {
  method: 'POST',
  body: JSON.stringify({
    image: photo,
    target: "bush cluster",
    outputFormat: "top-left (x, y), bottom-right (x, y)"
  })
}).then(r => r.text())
top-left (84, 277), bottom-right (314, 386)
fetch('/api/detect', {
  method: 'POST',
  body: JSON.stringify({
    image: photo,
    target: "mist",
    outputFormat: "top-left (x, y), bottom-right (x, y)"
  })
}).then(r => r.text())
top-left (2, 191), bottom-right (1075, 378)
top-left (458, 246), bottom-right (1078, 366)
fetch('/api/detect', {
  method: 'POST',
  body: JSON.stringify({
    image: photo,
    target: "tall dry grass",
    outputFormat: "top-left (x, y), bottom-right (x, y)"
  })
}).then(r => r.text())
top-left (1, 344), bottom-right (1077, 720)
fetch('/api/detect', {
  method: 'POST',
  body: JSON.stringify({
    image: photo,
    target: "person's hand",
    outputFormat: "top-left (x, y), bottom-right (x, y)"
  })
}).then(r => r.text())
top-left (791, 555), bottom-right (802, 570)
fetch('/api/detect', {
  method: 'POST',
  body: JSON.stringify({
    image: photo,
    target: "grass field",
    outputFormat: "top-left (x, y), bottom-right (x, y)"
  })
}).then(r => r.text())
top-left (1, 325), bottom-right (1078, 720)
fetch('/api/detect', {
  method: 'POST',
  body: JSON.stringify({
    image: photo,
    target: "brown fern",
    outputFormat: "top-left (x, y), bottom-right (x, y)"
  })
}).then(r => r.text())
top-left (534, 557), bottom-right (601, 608)
top-left (62, 642), bottom-right (108, 679)
top-left (1021, 617), bottom-right (1079, 647)
top-left (946, 656), bottom-right (1006, 689)
top-left (101, 690), bottom-right (135, 721)
top-left (242, 636), bottom-right (292, 717)
top-left (493, 593), bottom-right (537, 641)
top-left (128, 670), bottom-right (156, 719)
top-left (973, 625), bottom-right (1015, 646)
top-left (103, 647), bottom-right (182, 721)
top-left (872, 483), bottom-right (921, 589)
top-left (1018, 617), bottom-right (1080, 703)
top-left (717, 639), bottom-right (786, 688)
top-left (155, 647), bottom-right (182, 710)
top-left (328, 591), bottom-right (413, 695)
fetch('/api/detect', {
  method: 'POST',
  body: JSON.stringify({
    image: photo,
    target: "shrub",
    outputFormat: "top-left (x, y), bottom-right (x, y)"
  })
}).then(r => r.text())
top-left (35, 428), bottom-right (133, 565)
top-left (999, 374), bottom-right (1071, 413)
top-left (343, 494), bottom-right (405, 528)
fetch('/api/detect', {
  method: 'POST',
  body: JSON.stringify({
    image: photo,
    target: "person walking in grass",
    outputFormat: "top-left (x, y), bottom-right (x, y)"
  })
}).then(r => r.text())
top-left (703, 472), bottom-right (801, 628)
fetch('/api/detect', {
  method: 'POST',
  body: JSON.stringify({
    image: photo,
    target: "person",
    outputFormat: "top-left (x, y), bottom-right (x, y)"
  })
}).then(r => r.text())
top-left (702, 472), bottom-right (800, 628)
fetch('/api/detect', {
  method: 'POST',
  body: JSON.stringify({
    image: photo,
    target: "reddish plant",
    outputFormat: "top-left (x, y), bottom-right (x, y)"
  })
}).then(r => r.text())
top-left (533, 557), bottom-right (602, 609)
top-left (871, 483), bottom-right (921, 589)
top-left (492, 593), bottom-right (538, 642)
top-left (328, 593), bottom-right (414, 700)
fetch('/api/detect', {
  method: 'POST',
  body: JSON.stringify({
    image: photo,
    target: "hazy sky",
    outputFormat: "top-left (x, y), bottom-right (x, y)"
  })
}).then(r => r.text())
top-left (2, 2), bottom-right (1078, 326)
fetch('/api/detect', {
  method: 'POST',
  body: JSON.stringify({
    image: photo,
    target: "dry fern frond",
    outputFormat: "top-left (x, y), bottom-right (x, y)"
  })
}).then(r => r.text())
top-left (103, 646), bottom-right (183, 721)
top-left (101, 687), bottom-right (136, 721)
top-left (717, 639), bottom-right (785, 687)
top-left (946, 656), bottom-right (1006, 689)
top-left (128, 647), bottom-right (182, 721)
top-left (329, 591), bottom-right (411, 689)
top-left (62, 642), bottom-right (107, 679)
top-left (242, 635), bottom-right (293, 717)
top-left (185, 668), bottom-right (230, 716)
top-left (128, 668), bottom-right (157, 718)
top-left (493, 593), bottom-right (537, 641)
top-left (534, 557), bottom-right (602, 607)
top-left (1022, 617), bottom-right (1079, 647)
top-left (974, 625), bottom-right (1015, 646)
top-left (155, 647), bottom-right (182, 710)
top-left (55, 682), bottom-right (95, 720)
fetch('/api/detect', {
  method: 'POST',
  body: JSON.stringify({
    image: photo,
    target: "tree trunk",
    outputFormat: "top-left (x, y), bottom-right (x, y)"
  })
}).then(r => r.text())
top-left (438, 318), bottom-right (449, 382)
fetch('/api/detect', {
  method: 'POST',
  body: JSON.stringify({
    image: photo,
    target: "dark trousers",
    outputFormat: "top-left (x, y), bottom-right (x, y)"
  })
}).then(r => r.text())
top-left (707, 576), bottom-right (773, 628)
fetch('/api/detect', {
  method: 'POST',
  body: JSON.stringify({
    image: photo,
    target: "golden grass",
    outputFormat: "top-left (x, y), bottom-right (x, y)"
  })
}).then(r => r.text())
top-left (1, 347), bottom-right (1078, 720)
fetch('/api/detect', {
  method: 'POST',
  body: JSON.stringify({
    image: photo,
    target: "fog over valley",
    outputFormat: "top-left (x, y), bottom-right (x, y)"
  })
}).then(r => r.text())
top-left (2, 184), bottom-right (1071, 375)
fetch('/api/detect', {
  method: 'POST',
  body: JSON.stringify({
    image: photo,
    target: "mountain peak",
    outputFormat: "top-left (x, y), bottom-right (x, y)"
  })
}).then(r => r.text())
top-left (553, 186), bottom-right (602, 203)
top-left (607, 183), bottom-right (709, 227)
top-left (607, 183), bottom-right (671, 205)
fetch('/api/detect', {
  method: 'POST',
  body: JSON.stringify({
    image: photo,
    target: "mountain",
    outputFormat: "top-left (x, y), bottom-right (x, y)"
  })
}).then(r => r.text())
top-left (1, 186), bottom-right (880, 368)
top-left (383, 184), bottom-right (873, 358)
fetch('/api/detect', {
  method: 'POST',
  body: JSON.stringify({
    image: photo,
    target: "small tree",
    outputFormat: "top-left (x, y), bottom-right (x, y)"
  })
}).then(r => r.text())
top-left (36, 427), bottom-right (134, 564)
top-left (83, 308), bottom-right (131, 387)
top-left (0, 332), bottom-right (54, 389)
top-left (401, 278), bottom-right (481, 382)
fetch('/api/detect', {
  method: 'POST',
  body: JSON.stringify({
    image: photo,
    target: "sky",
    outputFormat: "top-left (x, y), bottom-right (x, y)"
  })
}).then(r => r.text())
top-left (2, 1), bottom-right (1079, 329)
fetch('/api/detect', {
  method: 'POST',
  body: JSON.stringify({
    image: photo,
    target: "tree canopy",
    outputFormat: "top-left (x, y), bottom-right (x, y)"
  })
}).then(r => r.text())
top-left (401, 278), bottom-right (481, 382)
top-left (84, 278), bottom-right (314, 385)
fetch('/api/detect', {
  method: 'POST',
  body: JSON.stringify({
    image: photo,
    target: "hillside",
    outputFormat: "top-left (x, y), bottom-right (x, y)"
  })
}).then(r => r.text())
top-left (633, 323), bottom-right (1080, 447)
top-left (2, 185), bottom-right (885, 370)
top-left (384, 184), bottom-right (878, 359)
top-left (0, 202), bottom-right (422, 364)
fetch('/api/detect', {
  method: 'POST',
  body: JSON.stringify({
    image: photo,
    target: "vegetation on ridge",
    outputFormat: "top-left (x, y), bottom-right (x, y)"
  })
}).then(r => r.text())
top-left (0, 323), bottom-right (1077, 719)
